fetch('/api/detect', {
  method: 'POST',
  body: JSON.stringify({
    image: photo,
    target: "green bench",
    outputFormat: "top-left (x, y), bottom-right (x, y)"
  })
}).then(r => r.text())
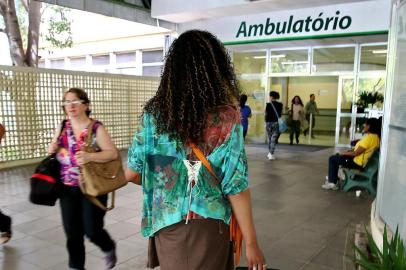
top-left (341, 150), bottom-right (380, 196)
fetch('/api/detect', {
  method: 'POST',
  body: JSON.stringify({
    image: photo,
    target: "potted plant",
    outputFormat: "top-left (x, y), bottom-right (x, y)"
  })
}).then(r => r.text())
top-left (356, 91), bottom-right (369, 113)
top-left (356, 91), bottom-right (384, 112)
top-left (354, 226), bottom-right (406, 270)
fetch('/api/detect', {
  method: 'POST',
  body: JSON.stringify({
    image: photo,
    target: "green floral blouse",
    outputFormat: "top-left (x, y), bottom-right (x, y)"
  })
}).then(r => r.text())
top-left (127, 106), bottom-right (249, 237)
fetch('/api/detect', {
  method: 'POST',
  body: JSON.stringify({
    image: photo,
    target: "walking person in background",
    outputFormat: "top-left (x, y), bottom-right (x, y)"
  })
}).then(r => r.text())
top-left (289, 95), bottom-right (304, 145)
top-left (125, 30), bottom-right (266, 270)
top-left (265, 91), bottom-right (283, 160)
top-left (48, 88), bottom-right (117, 270)
top-left (0, 122), bottom-right (12, 245)
top-left (239, 94), bottom-right (252, 140)
top-left (304, 94), bottom-right (319, 138)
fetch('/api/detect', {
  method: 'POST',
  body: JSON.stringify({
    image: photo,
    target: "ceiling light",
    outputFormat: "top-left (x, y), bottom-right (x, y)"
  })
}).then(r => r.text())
top-left (281, 61), bottom-right (308, 65)
top-left (372, 49), bottom-right (387, 54)
top-left (270, 54), bottom-right (286, 58)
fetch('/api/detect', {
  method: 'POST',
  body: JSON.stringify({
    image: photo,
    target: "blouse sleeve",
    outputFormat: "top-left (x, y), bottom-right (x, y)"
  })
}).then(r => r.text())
top-left (127, 115), bottom-right (147, 173)
top-left (356, 135), bottom-right (371, 150)
top-left (220, 124), bottom-right (249, 196)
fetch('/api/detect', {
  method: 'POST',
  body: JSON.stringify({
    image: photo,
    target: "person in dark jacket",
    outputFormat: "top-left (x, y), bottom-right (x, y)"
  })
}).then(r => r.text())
top-left (265, 91), bottom-right (283, 160)
top-left (239, 94), bottom-right (252, 139)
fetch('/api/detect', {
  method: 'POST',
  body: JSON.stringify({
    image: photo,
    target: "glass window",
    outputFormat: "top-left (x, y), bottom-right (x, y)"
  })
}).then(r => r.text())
top-left (50, 59), bottom-right (65, 69)
top-left (357, 77), bottom-right (385, 110)
top-left (70, 57), bottom-right (86, 68)
top-left (92, 55), bottom-right (109, 66)
top-left (142, 50), bottom-right (163, 63)
top-left (239, 77), bottom-right (266, 142)
top-left (341, 78), bottom-right (354, 113)
top-left (38, 61), bottom-right (45, 68)
top-left (233, 51), bottom-right (266, 75)
top-left (116, 52), bottom-right (136, 64)
top-left (270, 49), bottom-right (308, 73)
top-left (117, 67), bottom-right (137, 75)
top-left (142, 65), bottom-right (162, 77)
top-left (360, 45), bottom-right (387, 71)
top-left (313, 47), bottom-right (355, 72)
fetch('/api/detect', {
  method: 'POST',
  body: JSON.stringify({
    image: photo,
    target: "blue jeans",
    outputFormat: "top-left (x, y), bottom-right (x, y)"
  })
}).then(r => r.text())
top-left (266, 122), bottom-right (279, 154)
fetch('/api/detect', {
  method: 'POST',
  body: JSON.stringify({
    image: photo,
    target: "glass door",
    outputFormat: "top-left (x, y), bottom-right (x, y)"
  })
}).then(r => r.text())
top-left (354, 75), bottom-right (385, 139)
top-left (233, 51), bottom-right (268, 143)
top-left (336, 76), bottom-right (355, 146)
top-left (336, 75), bottom-right (386, 147)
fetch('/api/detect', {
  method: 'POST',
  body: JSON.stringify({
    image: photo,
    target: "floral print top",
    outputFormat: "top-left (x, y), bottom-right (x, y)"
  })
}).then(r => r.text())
top-left (127, 105), bottom-right (249, 237)
top-left (56, 119), bottom-right (101, 186)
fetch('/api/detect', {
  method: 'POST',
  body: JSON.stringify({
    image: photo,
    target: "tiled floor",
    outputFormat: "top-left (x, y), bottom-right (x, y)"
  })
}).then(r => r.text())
top-left (0, 144), bottom-right (372, 270)
top-left (278, 133), bottom-right (336, 147)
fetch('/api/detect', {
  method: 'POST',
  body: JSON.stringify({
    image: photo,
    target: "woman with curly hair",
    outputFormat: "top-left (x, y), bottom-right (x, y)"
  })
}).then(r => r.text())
top-left (125, 30), bottom-right (266, 270)
top-left (289, 95), bottom-right (304, 145)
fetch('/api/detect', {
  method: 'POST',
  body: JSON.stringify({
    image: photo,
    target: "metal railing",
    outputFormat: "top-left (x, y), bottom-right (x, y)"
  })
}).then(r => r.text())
top-left (0, 65), bottom-right (159, 168)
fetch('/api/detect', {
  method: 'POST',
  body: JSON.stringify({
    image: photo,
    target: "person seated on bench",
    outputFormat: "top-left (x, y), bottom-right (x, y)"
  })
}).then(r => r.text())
top-left (322, 118), bottom-right (381, 190)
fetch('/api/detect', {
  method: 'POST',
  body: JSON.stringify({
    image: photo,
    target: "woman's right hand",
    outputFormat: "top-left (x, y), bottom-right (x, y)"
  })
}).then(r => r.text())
top-left (47, 142), bottom-right (58, 154)
top-left (246, 242), bottom-right (266, 270)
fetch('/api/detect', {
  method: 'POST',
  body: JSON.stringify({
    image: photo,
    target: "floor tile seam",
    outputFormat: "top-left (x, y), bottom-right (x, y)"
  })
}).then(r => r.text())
top-left (248, 156), bottom-right (327, 166)
top-left (14, 226), bottom-right (61, 237)
top-left (13, 245), bottom-right (61, 269)
top-left (342, 225), bottom-right (354, 270)
top-left (119, 254), bottom-right (147, 267)
top-left (267, 213), bottom-right (323, 247)
top-left (298, 261), bottom-right (336, 270)
top-left (3, 258), bottom-right (44, 270)
top-left (18, 237), bottom-right (56, 250)
top-left (296, 243), bottom-right (329, 270)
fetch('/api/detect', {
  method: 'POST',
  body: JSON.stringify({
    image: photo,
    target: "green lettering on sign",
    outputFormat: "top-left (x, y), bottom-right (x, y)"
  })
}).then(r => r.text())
top-left (235, 11), bottom-right (353, 39)
top-left (236, 21), bottom-right (247, 38)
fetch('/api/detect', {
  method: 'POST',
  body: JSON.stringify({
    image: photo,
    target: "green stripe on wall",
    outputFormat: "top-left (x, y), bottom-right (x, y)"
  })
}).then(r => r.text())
top-left (223, 30), bottom-right (389, 45)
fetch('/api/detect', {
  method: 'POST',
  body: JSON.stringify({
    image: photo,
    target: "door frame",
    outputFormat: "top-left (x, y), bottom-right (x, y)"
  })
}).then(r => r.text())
top-left (336, 75), bottom-right (356, 147)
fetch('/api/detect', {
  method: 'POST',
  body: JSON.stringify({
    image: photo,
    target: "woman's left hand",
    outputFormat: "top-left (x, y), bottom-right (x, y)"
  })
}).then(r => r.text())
top-left (246, 242), bottom-right (266, 270)
top-left (75, 151), bottom-right (91, 165)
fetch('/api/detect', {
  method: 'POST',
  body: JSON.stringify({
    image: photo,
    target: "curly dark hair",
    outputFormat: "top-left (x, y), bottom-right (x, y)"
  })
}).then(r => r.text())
top-left (291, 95), bottom-right (304, 106)
top-left (144, 30), bottom-right (240, 144)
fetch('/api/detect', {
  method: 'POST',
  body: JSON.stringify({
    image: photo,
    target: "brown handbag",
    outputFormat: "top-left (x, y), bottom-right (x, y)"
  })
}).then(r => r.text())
top-left (79, 120), bottom-right (127, 211)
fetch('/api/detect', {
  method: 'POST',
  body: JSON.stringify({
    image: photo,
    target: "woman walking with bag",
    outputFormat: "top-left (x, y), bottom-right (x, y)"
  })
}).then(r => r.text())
top-left (289, 96), bottom-right (304, 145)
top-left (265, 91), bottom-right (283, 160)
top-left (48, 88), bottom-right (117, 270)
top-left (125, 30), bottom-right (266, 270)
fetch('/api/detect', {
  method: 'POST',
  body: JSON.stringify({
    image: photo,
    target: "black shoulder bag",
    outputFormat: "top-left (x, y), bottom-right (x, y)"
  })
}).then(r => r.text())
top-left (29, 120), bottom-right (66, 206)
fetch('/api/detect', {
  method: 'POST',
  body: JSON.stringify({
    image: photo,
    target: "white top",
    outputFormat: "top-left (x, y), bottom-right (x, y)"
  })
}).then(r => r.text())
top-left (292, 104), bottom-right (304, 121)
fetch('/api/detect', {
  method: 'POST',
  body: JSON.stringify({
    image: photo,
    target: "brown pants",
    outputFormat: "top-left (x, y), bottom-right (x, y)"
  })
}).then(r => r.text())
top-left (154, 219), bottom-right (233, 270)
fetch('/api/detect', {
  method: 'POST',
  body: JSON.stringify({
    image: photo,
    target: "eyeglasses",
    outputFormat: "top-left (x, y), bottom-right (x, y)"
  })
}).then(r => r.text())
top-left (63, 100), bottom-right (85, 106)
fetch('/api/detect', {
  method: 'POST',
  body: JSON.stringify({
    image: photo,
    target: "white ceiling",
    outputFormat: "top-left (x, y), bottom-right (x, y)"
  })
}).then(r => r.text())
top-left (152, 0), bottom-right (374, 23)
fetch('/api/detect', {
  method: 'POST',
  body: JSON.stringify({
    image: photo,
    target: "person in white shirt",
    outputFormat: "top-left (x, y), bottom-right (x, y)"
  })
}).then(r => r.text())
top-left (289, 96), bottom-right (304, 145)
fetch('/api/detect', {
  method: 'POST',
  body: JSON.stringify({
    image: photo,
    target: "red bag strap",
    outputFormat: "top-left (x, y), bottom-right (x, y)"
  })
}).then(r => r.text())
top-left (188, 142), bottom-right (243, 265)
top-left (189, 142), bottom-right (219, 183)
